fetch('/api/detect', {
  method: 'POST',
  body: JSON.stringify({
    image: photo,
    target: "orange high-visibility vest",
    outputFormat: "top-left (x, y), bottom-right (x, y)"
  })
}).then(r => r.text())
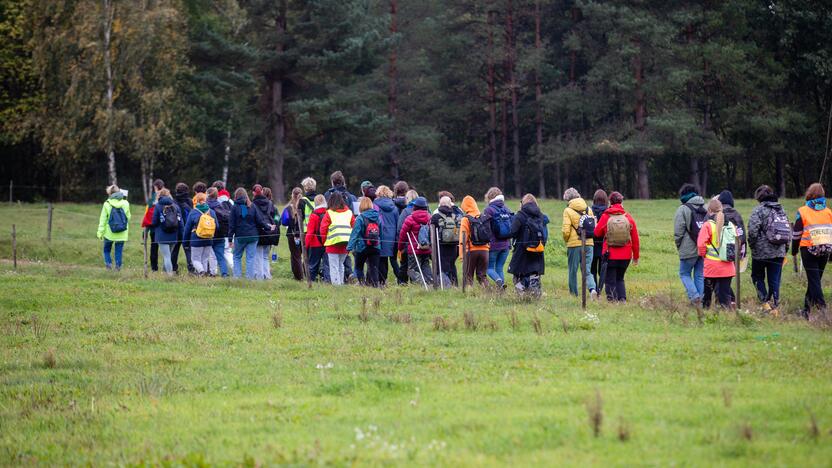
top-left (797, 205), bottom-right (832, 248)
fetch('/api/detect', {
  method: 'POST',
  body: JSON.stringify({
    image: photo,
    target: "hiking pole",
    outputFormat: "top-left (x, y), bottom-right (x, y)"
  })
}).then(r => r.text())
top-left (430, 227), bottom-right (439, 288)
top-left (406, 233), bottom-right (429, 290)
top-left (461, 231), bottom-right (468, 293)
top-left (581, 230), bottom-right (587, 310)
top-left (12, 224), bottom-right (17, 270)
top-left (435, 227), bottom-right (444, 291)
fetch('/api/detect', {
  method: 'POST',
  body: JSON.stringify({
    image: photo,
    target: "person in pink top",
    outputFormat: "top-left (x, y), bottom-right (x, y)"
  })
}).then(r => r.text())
top-left (697, 198), bottom-right (737, 309)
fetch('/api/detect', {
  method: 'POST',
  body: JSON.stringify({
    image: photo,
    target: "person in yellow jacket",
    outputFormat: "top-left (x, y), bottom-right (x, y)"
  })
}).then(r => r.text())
top-left (561, 187), bottom-right (597, 298)
top-left (97, 185), bottom-right (131, 271)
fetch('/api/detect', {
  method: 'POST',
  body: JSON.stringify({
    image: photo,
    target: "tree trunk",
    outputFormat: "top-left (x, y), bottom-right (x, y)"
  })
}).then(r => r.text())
top-left (270, 1), bottom-right (287, 203)
top-left (223, 119), bottom-right (231, 185)
top-left (701, 158), bottom-right (709, 196)
top-left (103, 0), bottom-right (117, 186)
top-left (141, 157), bottom-right (149, 204)
top-left (534, 0), bottom-right (545, 198)
top-left (690, 157), bottom-right (700, 193)
top-left (500, 97), bottom-right (508, 188)
top-left (744, 151), bottom-right (754, 197)
top-left (775, 153), bottom-right (786, 197)
top-left (555, 161), bottom-right (562, 198)
top-left (387, 0), bottom-right (400, 181)
top-left (506, 0), bottom-right (521, 197)
top-left (632, 40), bottom-right (649, 199)
top-left (487, 9), bottom-right (498, 187)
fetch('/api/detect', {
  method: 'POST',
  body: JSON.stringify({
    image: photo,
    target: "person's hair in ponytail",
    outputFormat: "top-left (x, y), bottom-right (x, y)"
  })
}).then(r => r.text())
top-left (707, 198), bottom-right (724, 246)
top-left (286, 187), bottom-right (302, 217)
top-left (233, 187), bottom-right (250, 207)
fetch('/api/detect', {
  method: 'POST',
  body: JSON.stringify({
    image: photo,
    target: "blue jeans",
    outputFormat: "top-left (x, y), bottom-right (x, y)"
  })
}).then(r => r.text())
top-left (567, 246), bottom-right (596, 295)
top-left (103, 239), bottom-right (124, 269)
top-left (233, 239), bottom-right (258, 279)
top-left (212, 241), bottom-right (228, 277)
top-left (487, 249), bottom-right (509, 283)
top-left (679, 257), bottom-right (705, 301)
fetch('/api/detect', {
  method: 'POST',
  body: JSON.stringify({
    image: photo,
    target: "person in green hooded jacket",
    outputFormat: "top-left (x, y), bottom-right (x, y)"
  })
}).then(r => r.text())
top-left (97, 184), bottom-right (132, 270)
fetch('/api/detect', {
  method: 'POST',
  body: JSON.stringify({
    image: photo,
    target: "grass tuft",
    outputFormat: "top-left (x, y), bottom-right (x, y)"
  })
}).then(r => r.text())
top-left (506, 309), bottom-right (519, 331)
top-left (587, 389), bottom-right (603, 437)
top-left (433, 316), bottom-right (450, 332)
top-left (531, 313), bottom-right (543, 335)
top-left (722, 388), bottom-right (733, 408)
top-left (387, 313), bottom-right (412, 324)
top-left (807, 407), bottom-right (820, 440)
top-left (272, 312), bottom-right (283, 329)
top-left (463, 311), bottom-right (478, 331)
top-left (617, 418), bottom-right (631, 442)
top-left (42, 348), bottom-right (56, 368)
top-left (740, 422), bottom-right (753, 441)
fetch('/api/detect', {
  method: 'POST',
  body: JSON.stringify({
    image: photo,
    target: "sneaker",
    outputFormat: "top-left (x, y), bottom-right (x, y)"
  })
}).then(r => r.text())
top-left (590, 289), bottom-right (598, 301)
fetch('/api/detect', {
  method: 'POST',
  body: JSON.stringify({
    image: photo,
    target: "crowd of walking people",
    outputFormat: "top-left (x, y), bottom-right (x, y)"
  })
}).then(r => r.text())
top-left (96, 171), bottom-right (831, 318)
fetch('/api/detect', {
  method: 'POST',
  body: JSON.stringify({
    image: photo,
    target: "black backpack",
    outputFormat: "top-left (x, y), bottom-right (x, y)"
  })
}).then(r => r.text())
top-left (571, 208), bottom-right (596, 238)
top-left (523, 215), bottom-right (547, 251)
top-left (466, 215), bottom-right (492, 246)
top-left (685, 203), bottom-right (707, 242)
top-left (213, 201), bottom-right (232, 238)
top-left (161, 204), bottom-right (179, 233)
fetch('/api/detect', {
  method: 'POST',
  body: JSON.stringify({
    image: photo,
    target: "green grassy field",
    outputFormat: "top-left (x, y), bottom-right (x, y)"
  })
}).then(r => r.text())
top-left (1, 199), bottom-right (831, 465)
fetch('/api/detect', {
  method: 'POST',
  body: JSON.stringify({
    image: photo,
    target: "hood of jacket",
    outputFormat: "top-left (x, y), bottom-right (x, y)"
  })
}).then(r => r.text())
top-left (567, 197), bottom-right (588, 213)
top-left (461, 195), bottom-right (481, 216)
top-left (591, 204), bottom-right (609, 219)
top-left (409, 208), bottom-right (431, 224)
top-left (685, 195), bottom-right (705, 208)
top-left (520, 202), bottom-right (542, 218)
top-left (157, 196), bottom-right (174, 207)
top-left (807, 197), bottom-right (827, 210)
top-left (252, 195), bottom-right (270, 207)
top-left (109, 191), bottom-right (125, 201)
top-left (761, 200), bottom-right (782, 210)
top-left (393, 196), bottom-right (407, 209)
top-left (605, 204), bottom-right (626, 216)
top-left (360, 209), bottom-right (379, 223)
top-left (174, 191), bottom-right (191, 206)
top-left (375, 197), bottom-right (396, 213)
top-left (488, 199), bottom-right (506, 210)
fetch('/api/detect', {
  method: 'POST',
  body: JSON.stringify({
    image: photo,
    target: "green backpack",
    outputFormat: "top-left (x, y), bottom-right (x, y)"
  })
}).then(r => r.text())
top-left (437, 211), bottom-right (460, 244)
top-left (711, 221), bottom-right (737, 262)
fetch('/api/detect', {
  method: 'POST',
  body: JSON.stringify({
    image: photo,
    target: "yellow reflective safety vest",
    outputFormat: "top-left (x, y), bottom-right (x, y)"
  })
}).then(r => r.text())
top-left (324, 209), bottom-right (353, 246)
top-left (705, 220), bottom-right (737, 262)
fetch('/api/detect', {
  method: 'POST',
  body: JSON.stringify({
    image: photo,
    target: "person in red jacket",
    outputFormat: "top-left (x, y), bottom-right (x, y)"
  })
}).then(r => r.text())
top-left (593, 191), bottom-right (640, 302)
top-left (398, 196), bottom-right (434, 286)
top-left (304, 194), bottom-right (329, 283)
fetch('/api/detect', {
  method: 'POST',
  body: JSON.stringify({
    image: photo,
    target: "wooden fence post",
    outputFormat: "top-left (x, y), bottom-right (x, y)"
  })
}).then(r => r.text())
top-left (581, 230), bottom-right (587, 310)
top-left (12, 224), bottom-right (17, 270)
top-left (8, 180), bottom-right (12, 204)
top-left (143, 229), bottom-right (149, 278)
top-left (47, 203), bottom-right (53, 242)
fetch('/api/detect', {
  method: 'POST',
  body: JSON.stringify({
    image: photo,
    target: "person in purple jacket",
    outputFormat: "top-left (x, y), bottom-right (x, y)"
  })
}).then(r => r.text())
top-left (483, 187), bottom-right (514, 289)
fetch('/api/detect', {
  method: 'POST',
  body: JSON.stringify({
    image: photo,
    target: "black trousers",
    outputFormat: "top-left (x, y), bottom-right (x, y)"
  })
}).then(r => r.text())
top-left (354, 248), bottom-right (381, 287)
top-left (378, 255), bottom-right (399, 286)
top-left (604, 259), bottom-right (630, 302)
top-left (397, 252), bottom-right (410, 284)
top-left (591, 243), bottom-right (605, 293)
top-left (801, 248), bottom-right (828, 312)
top-left (707, 277), bottom-right (734, 309)
top-left (308, 246), bottom-right (329, 282)
top-left (437, 243), bottom-right (459, 286)
top-left (149, 229), bottom-right (159, 271)
top-left (703, 277), bottom-right (735, 309)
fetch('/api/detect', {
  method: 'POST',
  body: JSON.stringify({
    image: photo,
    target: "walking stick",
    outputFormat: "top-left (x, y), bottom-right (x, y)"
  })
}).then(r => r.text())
top-left (581, 230), bottom-right (587, 310)
top-left (461, 231), bottom-right (469, 293)
top-left (406, 233), bottom-right (429, 290)
top-left (435, 227), bottom-right (444, 291)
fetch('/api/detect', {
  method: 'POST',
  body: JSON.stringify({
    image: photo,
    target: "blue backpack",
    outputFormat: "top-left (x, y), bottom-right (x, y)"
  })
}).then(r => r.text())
top-left (108, 203), bottom-right (128, 233)
top-left (417, 223), bottom-right (432, 250)
top-left (490, 205), bottom-right (513, 240)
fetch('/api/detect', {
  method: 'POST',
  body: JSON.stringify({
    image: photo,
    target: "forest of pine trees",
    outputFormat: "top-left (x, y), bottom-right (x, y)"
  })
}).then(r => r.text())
top-left (1, 0), bottom-right (831, 202)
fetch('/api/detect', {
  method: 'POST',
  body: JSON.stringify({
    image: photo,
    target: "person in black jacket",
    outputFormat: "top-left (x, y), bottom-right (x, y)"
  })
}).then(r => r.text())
top-left (252, 185), bottom-right (279, 280)
top-left (590, 189), bottom-right (609, 294)
top-left (230, 187), bottom-right (275, 280)
top-left (172, 182), bottom-right (194, 274)
top-left (508, 194), bottom-right (549, 298)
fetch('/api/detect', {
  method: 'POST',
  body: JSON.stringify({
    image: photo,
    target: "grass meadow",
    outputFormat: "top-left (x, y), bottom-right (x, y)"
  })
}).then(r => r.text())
top-left (1, 198), bottom-right (831, 465)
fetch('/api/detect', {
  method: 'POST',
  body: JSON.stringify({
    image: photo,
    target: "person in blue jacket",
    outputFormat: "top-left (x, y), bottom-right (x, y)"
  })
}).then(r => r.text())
top-left (348, 196), bottom-right (381, 287)
top-left (229, 187), bottom-right (276, 279)
top-left (150, 188), bottom-right (184, 275)
top-left (206, 187), bottom-right (231, 277)
top-left (183, 192), bottom-right (220, 276)
top-left (374, 185), bottom-right (400, 286)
